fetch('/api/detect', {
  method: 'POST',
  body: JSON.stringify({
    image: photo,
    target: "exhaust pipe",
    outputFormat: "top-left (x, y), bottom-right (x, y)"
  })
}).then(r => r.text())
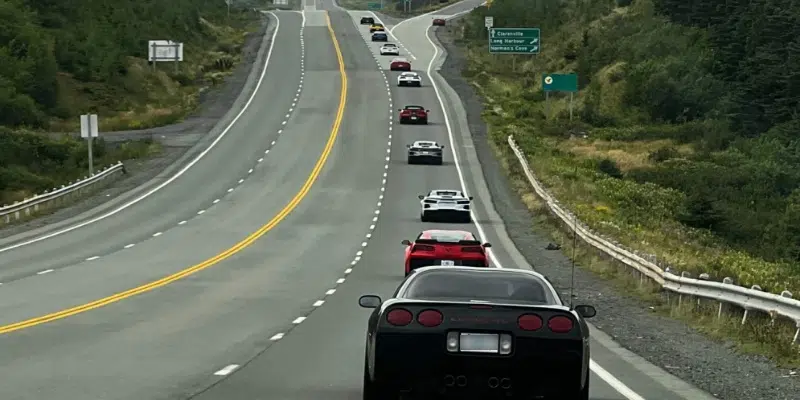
top-left (500, 378), bottom-right (512, 389)
top-left (487, 377), bottom-right (499, 389)
top-left (456, 375), bottom-right (467, 387)
top-left (444, 375), bottom-right (455, 387)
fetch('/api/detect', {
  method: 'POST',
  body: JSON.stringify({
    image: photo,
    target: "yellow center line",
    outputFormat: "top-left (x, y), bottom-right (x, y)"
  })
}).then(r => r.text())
top-left (0, 12), bottom-right (348, 335)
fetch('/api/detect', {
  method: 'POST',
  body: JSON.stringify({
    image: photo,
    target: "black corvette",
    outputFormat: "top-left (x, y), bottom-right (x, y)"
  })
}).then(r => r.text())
top-left (358, 266), bottom-right (596, 400)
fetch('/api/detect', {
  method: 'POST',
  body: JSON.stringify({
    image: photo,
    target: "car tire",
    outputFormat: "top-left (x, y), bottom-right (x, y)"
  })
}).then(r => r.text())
top-left (435, 158), bottom-right (443, 165)
top-left (421, 212), bottom-right (429, 222)
top-left (577, 371), bottom-right (590, 400)
top-left (462, 213), bottom-right (471, 223)
top-left (421, 118), bottom-right (428, 124)
top-left (399, 118), bottom-right (406, 124)
top-left (362, 354), bottom-right (382, 400)
top-left (407, 157), bottom-right (415, 164)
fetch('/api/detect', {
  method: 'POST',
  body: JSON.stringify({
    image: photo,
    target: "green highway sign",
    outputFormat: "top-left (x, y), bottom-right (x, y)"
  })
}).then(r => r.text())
top-left (542, 73), bottom-right (578, 92)
top-left (367, 2), bottom-right (382, 10)
top-left (489, 28), bottom-right (540, 54)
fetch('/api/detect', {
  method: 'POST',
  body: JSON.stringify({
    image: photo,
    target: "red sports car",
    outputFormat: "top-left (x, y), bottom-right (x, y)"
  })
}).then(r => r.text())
top-left (402, 229), bottom-right (491, 275)
top-left (398, 105), bottom-right (429, 124)
top-left (432, 18), bottom-right (445, 26)
top-left (389, 57), bottom-right (411, 71)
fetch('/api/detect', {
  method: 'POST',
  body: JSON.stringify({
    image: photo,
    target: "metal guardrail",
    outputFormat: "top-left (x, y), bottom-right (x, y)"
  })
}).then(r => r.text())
top-left (0, 162), bottom-right (126, 226)
top-left (507, 135), bottom-right (800, 344)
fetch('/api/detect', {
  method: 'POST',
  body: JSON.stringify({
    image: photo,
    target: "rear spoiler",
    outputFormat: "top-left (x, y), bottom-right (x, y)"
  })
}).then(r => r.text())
top-left (415, 239), bottom-right (482, 245)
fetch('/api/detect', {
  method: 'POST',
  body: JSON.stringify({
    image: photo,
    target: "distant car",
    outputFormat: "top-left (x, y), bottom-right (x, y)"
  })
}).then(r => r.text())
top-left (419, 189), bottom-right (473, 222)
top-left (433, 18), bottom-right (446, 26)
top-left (379, 43), bottom-right (400, 56)
top-left (371, 32), bottom-right (388, 42)
top-left (397, 71), bottom-right (422, 87)
top-left (360, 16), bottom-right (375, 25)
top-left (407, 140), bottom-right (443, 165)
top-left (398, 105), bottom-right (429, 124)
top-left (369, 24), bottom-right (385, 33)
top-left (402, 230), bottom-right (491, 275)
top-left (359, 266), bottom-right (596, 400)
top-left (389, 57), bottom-right (411, 71)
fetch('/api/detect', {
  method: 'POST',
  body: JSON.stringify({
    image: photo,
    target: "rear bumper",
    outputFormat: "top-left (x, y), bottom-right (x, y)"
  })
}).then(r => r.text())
top-left (421, 209), bottom-right (469, 219)
top-left (372, 333), bottom-right (586, 399)
top-left (407, 257), bottom-right (486, 271)
top-left (408, 154), bottom-right (442, 163)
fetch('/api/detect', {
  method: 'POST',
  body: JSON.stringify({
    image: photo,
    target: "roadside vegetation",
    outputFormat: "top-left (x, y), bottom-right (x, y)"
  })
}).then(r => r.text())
top-left (449, 0), bottom-right (800, 363)
top-left (0, 0), bottom-right (264, 206)
top-left (338, 0), bottom-right (456, 17)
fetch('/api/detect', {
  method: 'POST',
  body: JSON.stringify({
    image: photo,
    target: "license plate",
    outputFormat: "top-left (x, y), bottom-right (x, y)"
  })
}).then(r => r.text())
top-left (460, 333), bottom-right (499, 353)
top-left (441, 260), bottom-right (455, 266)
top-left (420, 152), bottom-right (430, 155)
top-left (411, 117), bottom-right (417, 119)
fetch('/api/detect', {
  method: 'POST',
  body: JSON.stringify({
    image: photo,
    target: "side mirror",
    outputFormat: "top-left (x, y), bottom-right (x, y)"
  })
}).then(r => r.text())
top-left (440, 145), bottom-right (445, 149)
top-left (468, 196), bottom-right (473, 200)
top-left (418, 195), bottom-right (424, 200)
top-left (482, 242), bottom-right (492, 248)
top-left (406, 144), bottom-right (411, 148)
top-left (398, 109), bottom-right (402, 111)
top-left (359, 295), bottom-right (382, 308)
top-left (574, 305), bottom-right (596, 319)
top-left (401, 239), bottom-right (412, 246)
top-left (426, 109), bottom-right (430, 112)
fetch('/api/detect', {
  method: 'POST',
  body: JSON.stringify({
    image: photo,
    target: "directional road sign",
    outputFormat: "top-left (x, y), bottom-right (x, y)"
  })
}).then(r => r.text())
top-left (367, 2), bottom-right (382, 10)
top-left (542, 73), bottom-right (578, 92)
top-left (489, 28), bottom-right (540, 54)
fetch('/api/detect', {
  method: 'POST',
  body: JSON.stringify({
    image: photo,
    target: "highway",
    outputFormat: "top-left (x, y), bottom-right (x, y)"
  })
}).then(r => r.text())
top-left (0, 0), bottom-right (718, 399)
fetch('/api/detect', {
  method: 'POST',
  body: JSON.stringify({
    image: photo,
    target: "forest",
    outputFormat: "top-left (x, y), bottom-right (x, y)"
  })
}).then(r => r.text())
top-left (458, 0), bottom-right (800, 291)
top-left (0, 0), bottom-right (258, 204)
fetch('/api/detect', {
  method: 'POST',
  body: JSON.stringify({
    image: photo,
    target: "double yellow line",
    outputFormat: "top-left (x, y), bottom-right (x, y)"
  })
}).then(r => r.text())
top-left (0, 13), bottom-right (348, 335)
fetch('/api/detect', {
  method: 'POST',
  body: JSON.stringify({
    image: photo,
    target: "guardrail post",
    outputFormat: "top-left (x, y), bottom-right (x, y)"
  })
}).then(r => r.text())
top-left (718, 277), bottom-right (734, 319)
top-left (742, 284), bottom-right (762, 325)
top-left (679, 271), bottom-right (691, 307)
top-left (698, 273), bottom-right (710, 307)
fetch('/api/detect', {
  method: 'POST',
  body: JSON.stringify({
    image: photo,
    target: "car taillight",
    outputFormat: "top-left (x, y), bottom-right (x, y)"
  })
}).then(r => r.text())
top-left (548, 316), bottom-right (574, 333)
top-left (461, 246), bottom-right (483, 253)
top-left (412, 245), bottom-right (435, 252)
top-left (417, 310), bottom-right (443, 327)
top-left (517, 314), bottom-right (543, 331)
top-left (386, 309), bottom-right (413, 326)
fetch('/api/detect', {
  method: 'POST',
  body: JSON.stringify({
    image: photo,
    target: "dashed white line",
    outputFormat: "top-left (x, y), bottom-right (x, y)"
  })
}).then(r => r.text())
top-left (238, 178), bottom-right (245, 183)
top-left (153, 232), bottom-right (163, 237)
top-left (248, 168), bottom-right (254, 174)
top-left (344, 268), bottom-right (352, 274)
top-left (337, 278), bottom-right (346, 284)
top-left (37, 269), bottom-right (54, 275)
top-left (213, 364), bottom-right (239, 376)
top-left (178, 220), bottom-right (187, 225)
top-left (197, 210), bottom-right (205, 215)
top-left (227, 188), bottom-right (234, 193)
top-left (86, 256), bottom-right (100, 261)
top-left (326, 289), bottom-right (336, 295)
top-left (270, 333), bottom-right (285, 341)
top-left (292, 316), bottom-right (306, 324)
top-left (313, 300), bottom-right (325, 307)
top-left (213, 199), bottom-right (220, 204)
top-left (124, 244), bottom-right (135, 249)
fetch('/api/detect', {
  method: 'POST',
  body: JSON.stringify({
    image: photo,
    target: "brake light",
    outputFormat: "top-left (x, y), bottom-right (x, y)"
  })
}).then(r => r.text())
top-left (386, 309), bottom-right (413, 326)
top-left (412, 244), bottom-right (435, 252)
top-left (461, 246), bottom-right (483, 253)
top-left (417, 310), bottom-right (443, 327)
top-left (547, 316), bottom-right (574, 333)
top-left (517, 314), bottom-right (543, 331)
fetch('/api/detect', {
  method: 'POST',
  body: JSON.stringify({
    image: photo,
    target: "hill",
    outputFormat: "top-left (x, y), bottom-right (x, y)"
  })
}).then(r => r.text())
top-left (0, 0), bottom-right (262, 205)
top-left (455, 0), bottom-right (800, 293)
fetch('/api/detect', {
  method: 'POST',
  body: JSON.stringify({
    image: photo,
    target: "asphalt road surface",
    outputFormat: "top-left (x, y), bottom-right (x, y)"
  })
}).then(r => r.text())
top-left (0, 1), bottom-right (718, 399)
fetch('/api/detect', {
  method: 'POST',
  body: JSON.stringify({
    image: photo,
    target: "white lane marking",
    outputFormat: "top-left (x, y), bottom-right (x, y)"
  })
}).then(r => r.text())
top-left (152, 232), bottom-right (163, 237)
top-left (213, 199), bottom-right (220, 204)
top-left (197, 210), bottom-right (206, 215)
top-left (344, 268), bottom-right (352, 274)
top-left (238, 178), bottom-right (244, 183)
top-left (37, 269), bottom-right (54, 275)
top-left (0, 12), bottom-right (284, 254)
top-left (313, 300), bottom-right (325, 307)
top-left (178, 220), bottom-right (187, 225)
top-left (326, 289), bottom-right (336, 295)
top-left (124, 244), bottom-right (135, 249)
top-left (270, 333), bottom-right (285, 341)
top-left (337, 278), bottom-right (345, 284)
top-left (420, 17), bottom-right (647, 400)
top-left (86, 256), bottom-right (100, 261)
top-left (213, 364), bottom-right (239, 376)
top-left (292, 316), bottom-right (306, 324)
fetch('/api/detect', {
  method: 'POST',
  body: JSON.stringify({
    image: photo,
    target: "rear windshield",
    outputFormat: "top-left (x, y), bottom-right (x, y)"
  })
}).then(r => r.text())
top-left (404, 270), bottom-right (557, 305)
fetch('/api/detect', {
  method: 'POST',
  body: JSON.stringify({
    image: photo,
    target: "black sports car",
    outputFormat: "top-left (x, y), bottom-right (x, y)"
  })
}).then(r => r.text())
top-left (358, 266), bottom-right (596, 399)
top-left (360, 16), bottom-right (375, 24)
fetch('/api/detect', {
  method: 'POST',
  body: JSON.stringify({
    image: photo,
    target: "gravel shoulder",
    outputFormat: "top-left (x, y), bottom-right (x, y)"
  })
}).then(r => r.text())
top-left (433, 20), bottom-right (800, 400)
top-left (0, 15), bottom-right (274, 240)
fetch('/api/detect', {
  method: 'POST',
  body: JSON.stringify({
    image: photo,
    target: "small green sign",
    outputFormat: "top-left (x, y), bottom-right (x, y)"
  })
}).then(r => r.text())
top-left (367, 2), bottom-right (382, 9)
top-left (489, 28), bottom-right (540, 54)
top-left (542, 73), bottom-right (578, 92)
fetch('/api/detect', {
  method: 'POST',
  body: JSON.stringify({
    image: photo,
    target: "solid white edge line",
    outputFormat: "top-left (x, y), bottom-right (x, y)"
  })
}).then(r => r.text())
top-left (421, 16), bottom-right (646, 400)
top-left (0, 12), bottom-right (283, 254)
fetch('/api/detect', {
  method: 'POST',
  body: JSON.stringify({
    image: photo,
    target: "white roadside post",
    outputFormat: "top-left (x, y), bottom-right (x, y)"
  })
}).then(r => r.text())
top-left (80, 114), bottom-right (99, 175)
top-left (484, 16), bottom-right (493, 39)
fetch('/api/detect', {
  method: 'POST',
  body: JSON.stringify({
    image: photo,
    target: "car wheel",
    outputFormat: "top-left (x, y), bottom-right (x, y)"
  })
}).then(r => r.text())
top-left (362, 354), bottom-right (382, 400)
top-left (436, 158), bottom-right (443, 165)
top-left (421, 118), bottom-right (428, 124)
top-left (576, 371), bottom-right (590, 400)
top-left (421, 212), bottom-right (429, 222)
top-left (462, 213), bottom-right (471, 223)
top-left (407, 157), bottom-right (415, 164)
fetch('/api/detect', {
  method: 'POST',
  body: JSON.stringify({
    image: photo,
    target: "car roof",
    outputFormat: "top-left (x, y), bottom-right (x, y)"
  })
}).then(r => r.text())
top-left (417, 229), bottom-right (475, 242)
top-left (400, 71), bottom-right (418, 75)
top-left (382, 43), bottom-right (397, 46)
top-left (398, 267), bottom-right (560, 305)
top-left (372, 31), bottom-right (386, 34)
top-left (392, 57), bottom-right (409, 62)
top-left (429, 189), bottom-right (463, 197)
top-left (404, 105), bottom-right (424, 109)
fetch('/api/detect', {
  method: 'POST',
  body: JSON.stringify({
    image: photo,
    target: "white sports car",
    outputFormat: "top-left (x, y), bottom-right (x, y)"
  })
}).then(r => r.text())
top-left (379, 43), bottom-right (400, 55)
top-left (407, 140), bottom-right (443, 164)
top-left (397, 71), bottom-right (422, 87)
top-left (419, 189), bottom-right (473, 223)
